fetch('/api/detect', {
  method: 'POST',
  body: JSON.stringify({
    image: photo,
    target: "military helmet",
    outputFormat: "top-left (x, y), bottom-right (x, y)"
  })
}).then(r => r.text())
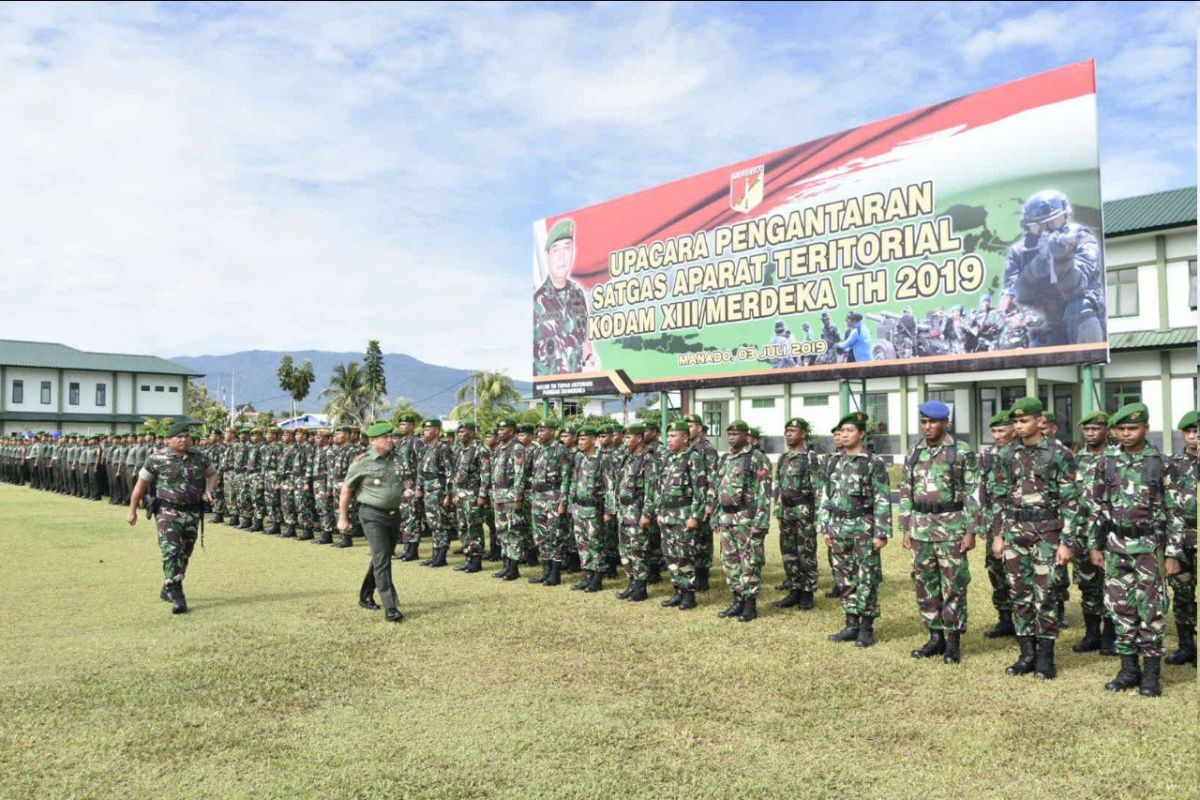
top-left (1021, 190), bottom-right (1071, 231)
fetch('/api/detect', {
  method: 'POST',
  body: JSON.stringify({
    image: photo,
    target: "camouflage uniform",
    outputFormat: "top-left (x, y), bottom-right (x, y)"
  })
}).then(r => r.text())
top-left (451, 437), bottom-right (486, 559)
top-left (818, 451), bottom-right (892, 620)
top-left (567, 449), bottom-right (608, 573)
top-left (227, 438), bottom-right (247, 524)
top-left (774, 445), bottom-right (821, 593)
top-left (484, 436), bottom-right (528, 562)
top-left (690, 437), bottom-right (719, 580)
top-left (1168, 448), bottom-right (1197, 637)
top-left (139, 445), bottom-right (215, 586)
top-left (606, 445), bottom-right (661, 583)
top-left (978, 442), bottom-right (1013, 622)
top-left (418, 435), bottom-right (454, 549)
top-left (533, 277), bottom-right (589, 375)
top-left (1065, 447), bottom-right (1109, 616)
top-left (291, 437), bottom-right (315, 536)
top-left (645, 444), bottom-right (708, 593)
top-left (527, 438), bottom-right (571, 565)
top-left (710, 444), bottom-right (773, 601)
top-left (265, 437), bottom-right (285, 529)
top-left (311, 439), bottom-right (336, 539)
top-left (240, 437), bottom-right (266, 527)
top-left (396, 432), bottom-right (424, 546)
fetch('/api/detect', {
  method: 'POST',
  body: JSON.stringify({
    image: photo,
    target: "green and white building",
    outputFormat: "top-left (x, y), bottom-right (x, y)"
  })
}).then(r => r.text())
top-left (0, 340), bottom-right (203, 435)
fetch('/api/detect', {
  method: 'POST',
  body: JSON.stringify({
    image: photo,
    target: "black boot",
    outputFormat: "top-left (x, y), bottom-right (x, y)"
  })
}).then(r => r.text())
top-left (1138, 655), bottom-right (1162, 697)
top-left (1099, 616), bottom-right (1117, 657)
top-left (695, 566), bottom-right (710, 592)
top-left (661, 589), bottom-right (684, 607)
top-left (493, 558), bottom-right (510, 579)
top-left (165, 583), bottom-right (188, 614)
top-left (1006, 636), bottom-right (1037, 676)
top-left (717, 593), bottom-right (744, 618)
top-left (571, 571), bottom-right (592, 591)
top-left (628, 580), bottom-right (648, 602)
top-left (211, 514), bottom-right (224, 524)
top-left (943, 631), bottom-right (962, 664)
top-left (565, 551), bottom-right (581, 573)
top-left (297, 528), bottom-right (314, 541)
top-left (855, 617), bottom-right (875, 648)
top-left (332, 534), bottom-right (353, 548)
top-left (616, 581), bottom-right (635, 600)
top-left (1057, 601), bottom-right (1069, 629)
top-left (524, 550), bottom-right (539, 567)
top-left (269, 521), bottom-right (281, 535)
top-left (773, 589), bottom-right (802, 608)
top-left (646, 570), bottom-right (662, 585)
top-left (796, 590), bottom-right (814, 610)
top-left (1073, 612), bottom-right (1102, 652)
top-left (429, 546), bottom-right (448, 568)
top-left (738, 596), bottom-right (758, 622)
top-left (159, 584), bottom-right (171, 602)
top-left (464, 555), bottom-right (482, 574)
top-left (250, 519), bottom-right (264, 533)
top-left (314, 531), bottom-right (333, 545)
top-left (605, 562), bottom-right (618, 579)
top-left (1105, 654), bottom-right (1141, 692)
top-left (584, 570), bottom-right (603, 592)
top-left (1034, 639), bottom-right (1057, 680)
top-left (678, 590), bottom-right (697, 610)
top-left (825, 585), bottom-right (842, 599)
top-left (829, 615), bottom-right (860, 642)
top-left (911, 630), bottom-right (946, 659)
top-left (543, 561), bottom-right (561, 586)
top-left (1165, 624), bottom-right (1197, 666)
top-left (401, 542), bottom-right (421, 562)
top-left (984, 612), bottom-right (1016, 639)
top-left (282, 526), bottom-right (297, 539)
top-left (529, 562), bottom-right (551, 585)
top-left (504, 559), bottom-right (521, 581)
top-left (485, 539), bottom-right (502, 561)
top-left (228, 515), bottom-right (240, 528)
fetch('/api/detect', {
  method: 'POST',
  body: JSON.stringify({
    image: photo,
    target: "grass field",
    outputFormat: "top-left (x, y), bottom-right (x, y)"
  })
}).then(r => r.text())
top-left (1, 484), bottom-right (1195, 800)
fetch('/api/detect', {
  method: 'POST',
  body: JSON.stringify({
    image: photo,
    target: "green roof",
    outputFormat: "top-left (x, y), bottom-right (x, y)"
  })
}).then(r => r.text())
top-left (1104, 187), bottom-right (1196, 237)
top-left (0, 411), bottom-right (195, 424)
top-left (1110, 327), bottom-right (1197, 352)
top-left (0, 340), bottom-right (202, 377)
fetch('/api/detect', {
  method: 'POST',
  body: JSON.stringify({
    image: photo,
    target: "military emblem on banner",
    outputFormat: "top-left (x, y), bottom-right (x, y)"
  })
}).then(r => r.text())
top-left (730, 164), bottom-right (764, 213)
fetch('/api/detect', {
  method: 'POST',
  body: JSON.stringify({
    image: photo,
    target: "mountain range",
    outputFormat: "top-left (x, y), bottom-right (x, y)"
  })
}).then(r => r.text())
top-left (169, 350), bottom-right (532, 418)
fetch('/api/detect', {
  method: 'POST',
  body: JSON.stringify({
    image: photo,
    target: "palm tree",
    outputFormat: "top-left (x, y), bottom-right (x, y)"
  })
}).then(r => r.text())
top-left (449, 370), bottom-right (522, 423)
top-left (321, 361), bottom-right (372, 426)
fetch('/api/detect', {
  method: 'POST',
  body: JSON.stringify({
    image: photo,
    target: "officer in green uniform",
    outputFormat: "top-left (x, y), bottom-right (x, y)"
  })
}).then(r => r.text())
top-left (339, 422), bottom-right (405, 622)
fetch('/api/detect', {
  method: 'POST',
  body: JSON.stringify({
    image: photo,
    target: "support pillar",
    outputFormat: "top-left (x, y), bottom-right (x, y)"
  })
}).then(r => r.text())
top-left (1081, 364), bottom-right (1096, 415)
top-left (660, 392), bottom-right (668, 440)
top-left (898, 375), bottom-right (909, 454)
top-left (1160, 352), bottom-right (1174, 455)
top-left (839, 381), bottom-right (851, 416)
top-left (1024, 368), bottom-right (1038, 400)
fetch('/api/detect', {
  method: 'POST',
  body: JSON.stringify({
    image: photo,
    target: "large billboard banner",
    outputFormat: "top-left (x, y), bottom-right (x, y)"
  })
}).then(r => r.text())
top-left (533, 62), bottom-right (1106, 395)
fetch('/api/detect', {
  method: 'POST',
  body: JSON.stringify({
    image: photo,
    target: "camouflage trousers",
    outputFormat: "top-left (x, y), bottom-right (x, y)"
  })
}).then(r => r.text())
top-left (910, 539), bottom-right (970, 632)
top-left (400, 496), bottom-right (422, 544)
top-left (493, 501), bottom-right (526, 562)
top-left (239, 476), bottom-right (265, 522)
top-left (454, 491), bottom-right (485, 556)
top-left (313, 488), bottom-right (336, 534)
top-left (1170, 546), bottom-right (1197, 628)
top-left (984, 534), bottom-right (1012, 614)
top-left (646, 520), bottom-right (663, 572)
top-left (571, 510), bottom-right (606, 572)
top-left (695, 521), bottom-right (714, 569)
top-left (424, 493), bottom-right (452, 548)
top-left (263, 474), bottom-right (281, 522)
top-left (830, 535), bottom-right (882, 619)
top-left (1002, 535), bottom-right (1059, 639)
top-left (226, 474), bottom-right (243, 519)
top-left (297, 486), bottom-right (316, 531)
top-left (1105, 550), bottom-right (1168, 657)
top-left (212, 472), bottom-right (230, 516)
top-left (156, 506), bottom-right (199, 584)
top-left (778, 513), bottom-right (819, 592)
top-left (279, 480), bottom-right (296, 526)
top-left (558, 514), bottom-right (575, 559)
top-left (1052, 550), bottom-right (1105, 616)
top-left (617, 512), bottom-right (652, 581)
top-left (530, 492), bottom-right (564, 563)
top-left (718, 524), bottom-right (766, 599)
top-left (660, 520), bottom-right (696, 590)
top-left (521, 508), bottom-right (535, 556)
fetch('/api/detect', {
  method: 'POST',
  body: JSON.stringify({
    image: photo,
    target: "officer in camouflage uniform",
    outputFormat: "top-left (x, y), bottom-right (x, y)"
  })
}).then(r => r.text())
top-left (820, 412), bottom-right (892, 646)
top-left (645, 420), bottom-right (706, 611)
top-left (483, 417), bottom-right (528, 581)
top-left (450, 421), bottom-right (487, 574)
top-left (1166, 410), bottom-right (1197, 667)
top-left (394, 413), bottom-right (425, 561)
top-left (991, 397), bottom-right (1081, 681)
top-left (240, 427), bottom-right (266, 531)
top-left (516, 423), bottom-right (539, 566)
top-left (309, 429), bottom-right (335, 544)
top-left (225, 427), bottom-right (248, 527)
top-left (330, 426), bottom-right (357, 548)
top-left (641, 424), bottom-right (666, 581)
top-left (900, 401), bottom-right (981, 664)
top-left (1043, 410), bottom-right (1076, 629)
top-left (1083, 402), bottom-right (1184, 697)
top-left (533, 218), bottom-right (597, 376)
top-left (567, 425), bottom-right (608, 592)
top-left (290, 428), bottom-right (315, 539)
top-left (773, 417), bottom-right (821, 611)
top-left (1070, 410), bottom-right (1113, 654)
top-left (128, 422), bottom-right (218, 614)
top-left (416, 418), bottom-right (454, 567)
top-left (980, 411), bottom-right (1017, 638)
top-left (599, 424), bottom-right (624, 578)
top-left (481, 428), bottom-right (501, 561)
top-left (211, 428), bottom-right (235, 523)
top-left (708, 420), bottom-right (773, 623)
top-left (817, 424), bottom-right (847, 599)
top-left (557, 424), bottom-right (580, 572)
top-left (260, 427), bottom-right (282, 533)
top-left (525, 419), bottom-right (571, 586)
top-left (686, 413), bottom-right (718, 591)
top-left (606, 423), bottom-right (660, 602)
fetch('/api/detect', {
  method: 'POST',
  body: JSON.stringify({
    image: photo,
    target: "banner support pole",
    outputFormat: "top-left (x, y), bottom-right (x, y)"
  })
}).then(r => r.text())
top-left (1081, 364), bottom-right (1095, 415)
top-left (839, 381), bottom-right (851, 416)
top-left (660, 392), bottom-right (668, 440)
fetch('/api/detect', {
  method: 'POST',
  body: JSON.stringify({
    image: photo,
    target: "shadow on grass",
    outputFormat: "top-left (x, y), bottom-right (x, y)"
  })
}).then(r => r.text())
top-left (198, 589), bottom-right (342, 610)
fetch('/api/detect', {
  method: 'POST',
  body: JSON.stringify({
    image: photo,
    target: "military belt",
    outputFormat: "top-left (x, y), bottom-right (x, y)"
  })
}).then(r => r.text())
top-left (1108, 522), bottom-right (1159, 538)
top-left (572, 496), bottom-right (602, 508)
top-left (781, 492), bottom-right (814, 508)
top-left (830, 506), bottom-right (871, 520)
top-left (361, 503), bottom-right (398, 516)
top-left (532, 481), bottom-right (558, 491)
top-left (660, 495), bottom-right (693, 509)
top-left (1012, 507), bottom-right (1057, 522)
top-left (912, 501), bottom-right (963, 514)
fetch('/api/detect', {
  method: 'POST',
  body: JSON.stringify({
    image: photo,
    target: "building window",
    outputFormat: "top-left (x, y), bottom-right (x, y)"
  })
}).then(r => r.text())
top-left (1000, 385), bottom-right (1024, 412)
top-left (1189, 260), bottom-right (1197, 310)
top-left (803, 395), bottom-right (829, 407)
top-left (11, 380), bottom-right (23, 404)
top-left (168, 386), bottom-right (178, 393)
top-left (40, 381), bottom-right (51, 404)
top-left (1106, 267), bottom-right (1139, 318)
top-left (141, 385), bottom-right (150, 392)
top-left (96, 384), bottom-right (106, 406)
top-left (701, 401), bottom-right (725, 437)
top-left (1104, 381), bottom-right (1141, 411)
top-left (751, 398), bottom-right (776, 409)
top-left (863, 392), bottom-right (889, 432)
top-left (560, 400), bottom-right (580, 417)
top-left (154, 386), bottom-right (165, 392)
top-left (69, 382), bottom-right (80, 406)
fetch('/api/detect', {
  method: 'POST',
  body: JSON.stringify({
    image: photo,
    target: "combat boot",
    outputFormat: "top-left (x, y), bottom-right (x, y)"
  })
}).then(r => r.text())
top-left (1057, 601), bottom-right (1070, 629)
top-left (282, 526), bottom-right (297, 539)
top-left (775, 578), bottom-right (794, 591)
top-left (419, 549), bottom-right (436, 566)
top-left (661, 589), bottom-right (684, 608)
top-left (1073, 612), bottom-right (1102, 652)
top-left (717, 593), bottom-right (744, 619)
top-left (628, 581), bottom-right (648, 602)
top-left (605, 562), bottom-right (618, 579)
top-left (571, 571), bottom-right (592, 591)
top-left (227, 515), bottom-right (239, 528)
top-left (401, 542), bottom-right (421, 562)
top-left (485, 539), bottom-right (502, 561)
top-left (829, 615), bottom-right (860, 642)
top-left (159, 584), bottom-right (171, 603)
top-left (854, 617), bottom-right (875, 648)
top-left (943, 631), bottom-right (962, 664)
top-left (429, 546), bottom-right (448, 567)
top-left (250, 519), bottom-right (264, 533)
top-left (529, 562), bottom-right (551, 584)
top-left (454, 558), bottom-right (470, 572)
top-left (1099, 616), bottom-right (1117, 656)
top-left (504, 559), bottom-right (521, 581)
top-left (984, 612), bottom-right (1016, 639)
top-left (738, 596), bottom-right (758, 622)
top-left (165, 583), bottom-right (188, 614)
top-left (464, 555), bottom-right (482, 574)
top-left (238, 517), bottom-right (252, 530)
top-left (1165, 624), bottom-right (1196, 666)
top-left (1105, 654), bottom-right (1141, 692)
top-left (565, 552), bottom-right (582, 573)
top-left (211, 514), bottom-right (224, 524)
top-left (524, 550), bottom-right (539, 567)
top-left (1034, 639), bottom-right (1057, 680)
top-left (332, 534), bottom-right (353, 548)
top-left (773, 589), bottom-right (802, 608)
top-left (825, 585), bottom-right (842, 598)
top-left (911, 630), bottom-right (946, 659)
top-left (616, 582), bottom-right (634, 600)
top-left (695, 566), bottom-right (710, 592)
top-left (646, 569), bottom-right (662, 585)
top-left (268, 521), bottom-right (281, 535)
top-left (583, 570), bottom-right (603, 592)
top-left (297, 528), bottom-right (314, 541)
top-left (1138, 656), bottom-right (1162, 697)
top-left (493, 558), bottom-right (511, 579)
top-left (1006, 637), bottom-right (1036, 676)
top-left (314, 531), bottom-right (333, 545)
top-left (543, 561), bottom-right (561, 586)
top-left (796, 590), bottom-right (814, 610)
top-left (678, 590), bottom-right (697, 610)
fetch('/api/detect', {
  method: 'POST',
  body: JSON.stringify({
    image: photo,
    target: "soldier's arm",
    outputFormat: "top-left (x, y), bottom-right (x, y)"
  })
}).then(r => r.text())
top-left (871, 459), bottom-right (892, 540)
top-left (751, 452), bottom-right (771, 531)
top-left (1162, 466), bottom-right (1185, 559)
top-left (688, 450), bottom-right (707, 522)
top-left (1055, 451), bottom-right (1081, 552)
top-left (963, 454), bottom-right (985, 532)
top-left (898, 455), bottom-right (914, 534)
top-left (772, 458), bottom-right (783, 520)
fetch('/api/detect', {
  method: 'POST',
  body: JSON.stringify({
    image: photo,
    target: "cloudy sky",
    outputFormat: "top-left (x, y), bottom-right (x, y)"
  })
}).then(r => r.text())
top-left (1, 1), bottom-right (1194, 379)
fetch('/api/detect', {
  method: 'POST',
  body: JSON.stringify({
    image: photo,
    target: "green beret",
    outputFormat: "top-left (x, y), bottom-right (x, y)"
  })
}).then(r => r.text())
top-left (164, 421), bottom-right (192, 438)
top-left (668, 420), bottom-right (690, 433)
top-left (626, 423), bottom-right (646, 436)
top-left (336, 425), bottom-right (354, 433)
top-left (560, 424), bottom-right (578, 435)
top-left (544, 218), bottom-right (574, 251)
top-left (268, 426), bottom-right (282, 433)
top-left (516, 423), bottom-right (535, 434)
top-left (1009, 397), bottom-right (1043, 419)
top-left (1042, 411), bottom-right (1057, 424)
top-left (1109, 402), bottom-right (1150, 428)
top-left (535, 418), bottom-right (557, 430)
top-left (497, 416), bottom-right (517, 429)
top-left (238, 426), bottom-right (252, 434)
top-left (608, 425), bottom-right (625, 435)
top-left (726, 419), bottom-right (750, 433)
top-left (989, 411), bottom-right (1013, 427)
top-left (365, 421), bottom-right (394, 438)
top-left (577, 425), bottom-right (598, 436)
top-left (314, 429), bottom-right (331, 436)
top-left (1179, 410), bottom-right (1198, 431)
top-left (1078, 410), bottom-right (1109, 427)
top-left (422, 418), bottom-right (443, 430)
top-left (785, 417), bottom-right (810, 431)
top-left (250, 427), bottom-right (264, 435)
top-left (485, 428), bottom-right (499, 436)
top-left (836, 412), bottom-right (869, 430)
top-left (459, 421), bottom-right (477, 431)
top-left (749, 427), bottom-right (761, 438)
top-left (683, 414), bottom-right (704, 426)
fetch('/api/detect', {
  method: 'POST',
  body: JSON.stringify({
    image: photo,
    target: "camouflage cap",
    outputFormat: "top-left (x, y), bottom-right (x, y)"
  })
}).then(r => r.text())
top-left (544, 218), bottom-right (574, 251)
top-left (1108, 402), bottom-right (1150, 428)
top-left (422, 418), bottom-right (443, 430)
top-left (785, 417), bottom-right (810, 431)
top-left (1078, 410), bottom-right (1109, 427)
top-left (668, 420), bottom-right (689, 433)
top-left (726, 420), bottom-right (750, 433)
top-left (836, 412), bottom-right (869, 430)
top-left (1008, 397), bottom-right (1043, 419)
top-left (364, 421), bottom-right (394, 438)
top-left (1179, 410), bottom-right (1198, 431)
top-left (238, 426), bottom-right (252, 434)
top-left (989, 410), bottom-right (1013, 427)
top-left (626, 423), bottom-right (646, 436)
